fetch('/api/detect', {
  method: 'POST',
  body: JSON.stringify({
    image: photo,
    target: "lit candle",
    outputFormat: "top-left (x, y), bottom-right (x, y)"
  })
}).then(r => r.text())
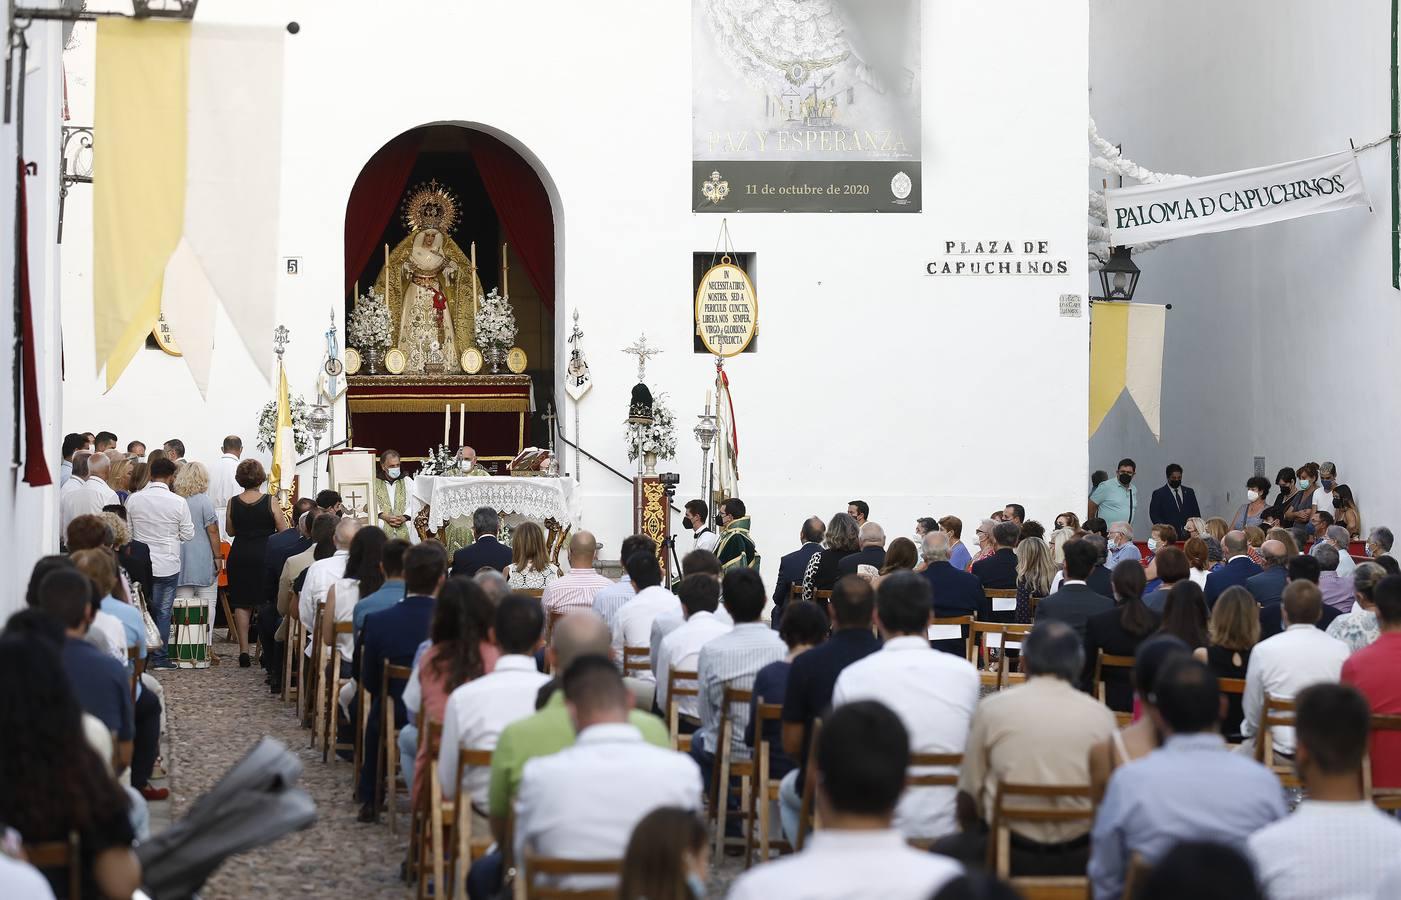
top-left (443, 404), bottom-right (450, 448)
top-left (458, 402), bottom-right (465, 446)
top-left (705, 389), bottom-right (712, 415)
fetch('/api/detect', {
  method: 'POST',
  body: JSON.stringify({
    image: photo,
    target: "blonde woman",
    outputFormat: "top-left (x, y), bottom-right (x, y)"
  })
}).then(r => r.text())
top-left (1014, 536), bottom-right (1056, 623)
top-left (173, 461), bottom-right (222, 666)
top-left (126, 461), bottom-right (151, 496)
top-left (505, 521), bottom-right (562, 590)
top-left (110, 456), bottom-right (134, 503)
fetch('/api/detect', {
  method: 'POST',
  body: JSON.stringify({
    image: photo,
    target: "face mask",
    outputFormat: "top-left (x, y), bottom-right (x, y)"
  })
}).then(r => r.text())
top-left (1168, 479), bottom-right (1182, 489)
top-left (1298, 478), bottom-right (1311, 490)
top-left (715, 514), bottom-right (725, 527)
top-left (1246, 489), bottom-right (1259, 502)
top-left (386, 467), bottom-right (401, 480)
top-left (1322, 479), bottom-right (1335, 490)
top-left (685, 874), bottom-right (707, 899)
top-left (1333, 498), bottom-right (1345, 510)
top-left (1118, 472), bottom-right (1133, 485)
top-left (1147, 538), bottom-right (1159, 551)
top-left (1366, 544), bottom-right (1375, 558)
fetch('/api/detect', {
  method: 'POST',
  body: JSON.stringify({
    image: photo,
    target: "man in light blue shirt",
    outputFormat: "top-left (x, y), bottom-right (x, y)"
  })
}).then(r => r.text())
top-left (1089, 458), bottom-right (1139, 537)
top-left (1105, 521), bottom-right (1142, 569)
top-left (1088, 656), bottom-right (1286, 900)
top-left (352, 541), bottom-right (408, 637)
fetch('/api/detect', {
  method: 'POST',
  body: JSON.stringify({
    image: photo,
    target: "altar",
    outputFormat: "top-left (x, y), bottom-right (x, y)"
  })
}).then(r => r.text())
top-left (410, 474), bottom-right (579, 562)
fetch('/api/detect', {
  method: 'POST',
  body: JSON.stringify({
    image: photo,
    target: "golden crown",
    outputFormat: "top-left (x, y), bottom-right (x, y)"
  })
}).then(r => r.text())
top-left (401, 180), bottom-right (459, 234)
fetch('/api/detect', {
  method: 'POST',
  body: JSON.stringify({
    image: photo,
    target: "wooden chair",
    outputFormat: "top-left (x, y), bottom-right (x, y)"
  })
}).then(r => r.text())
top-left (1257, 693), bottom-right (1299, 788)
top-left (665, 668), bottom-right (700, 751)
top-left (986, 781), bottom-right (1093, 893)
top-left (750, 702), bottom-right (792, 865)
top-left (712, 687), bottom-right (756, 860)
top-left (1093, 651), bottom-right (1136, 725)
top-left (546, 609), bottom-right (567, 642)
top-left (968, 622), bottom-right (1032, 689)
top-left (1219, 677), bottom-right (1246, 745)
top-left (25, 833), bottom-right (80, 900)
top-left (353, 680), bottom-right (371, 785)
top-left (404, 699), bottom-right (427, 886)
top-left (983, 587), bottom-right (1019, 611)
top-left (1119, 853), bottom-right (1152, 900)
top-left (382, 663), bottom-right (414, 834)
top-left (217, 540), bottom-right (236, 647)
top-left (621, 645), bottom-right (650, 679)
top-left (282, 613), bottom-right (301, 705)
top-left (1363, 713), bottom-right (1401, 811)
top-left (517, 588), bottom-right (545, 599)
top-left (906, 752), bottom-right (963, 849)
top-left (928, 614), bottom-right (974, 659)
top-left (449, 746), bottom-right (495, 900)
top-left (794, 719), bottom-right (822, 851)
top-left (302, 603), bottom-right (325, 732)
top-left (126, 646), bottom-right (144, 702)
top-left (419, 719), bottom-right (456, 900)
top-left (322, 621), bottom-right (354, 762)
top-left (515, 854), bottom-right (622, 900)
top-left (308, 604), bottom-right (331, 748)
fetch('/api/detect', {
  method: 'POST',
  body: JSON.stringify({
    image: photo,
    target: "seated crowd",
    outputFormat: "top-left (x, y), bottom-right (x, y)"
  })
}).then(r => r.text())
top-left (10, 437), bottom-right (1401, 900)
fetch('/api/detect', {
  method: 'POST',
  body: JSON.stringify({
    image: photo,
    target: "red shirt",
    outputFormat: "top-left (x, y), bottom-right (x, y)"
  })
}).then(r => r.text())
top-left (1341, 631), bottom-right (1401, 788)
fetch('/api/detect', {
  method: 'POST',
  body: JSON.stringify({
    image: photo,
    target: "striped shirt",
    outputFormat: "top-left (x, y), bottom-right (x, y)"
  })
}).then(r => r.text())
top-left (696, 622), bottom-right (785, 753)
top-left (541, 567), bottom-right (614, 617)
top-left (590, 576), bottom-right (635, 630)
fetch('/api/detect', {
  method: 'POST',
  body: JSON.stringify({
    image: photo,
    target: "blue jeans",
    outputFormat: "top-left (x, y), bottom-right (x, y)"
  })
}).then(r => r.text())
top-left (398, 724), bottom-right (418, 795)
top-left (149, 574), bottom-right (179, 667)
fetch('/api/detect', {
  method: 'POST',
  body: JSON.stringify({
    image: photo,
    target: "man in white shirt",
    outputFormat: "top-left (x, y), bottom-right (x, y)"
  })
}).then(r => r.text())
top-left (590, 535), bottom-right (653, 629)
top-left (1241, 580), bottom-right (1350, 758)
top-left (1248, 683), bottom-right (1401, 900)
top-left (61, 452), bottom-right (119, 541)
top-left (832, 570), bottom-right (980, 840)
top-left (208, 435), bottom-right (243, 541)
top-left (728, 700), bottom-right (964, 900)
top-left (682, 499), bottom-right (719, 554)
top-left (611, 551), bottom-right (680, 666)
top-left (514, 655), bottom-right (703, 892)
top-left (1310, 460), bottom-right (1339, 523)
top-left (440, 595), bottom-right (551, 824)
top-left (653, 573), bottom-right (730, 721)
top-left (125, 457), bottom-right (195, 668)
top-left (298, 516), bottom-right (360, 654)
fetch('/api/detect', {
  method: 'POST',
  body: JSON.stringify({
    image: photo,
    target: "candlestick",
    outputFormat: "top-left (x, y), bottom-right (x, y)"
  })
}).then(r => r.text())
top-left (502, 242), bottom-right (509, 296)
top-left (705, 389), bottom-right (712, 415)
top-left (458, 402), bottom-right (465, 446)
top-left (443, 404), bottom-right (450, 448)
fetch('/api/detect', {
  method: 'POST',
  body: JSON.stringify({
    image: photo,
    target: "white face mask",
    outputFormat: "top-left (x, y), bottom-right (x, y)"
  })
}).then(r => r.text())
top-left (1246, 489), bottom-right (1259, 502)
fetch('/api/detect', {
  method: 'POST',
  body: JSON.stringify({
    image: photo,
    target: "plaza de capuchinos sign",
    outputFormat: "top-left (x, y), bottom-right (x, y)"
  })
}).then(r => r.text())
top-left (695, 257), bottom-right (758, 357)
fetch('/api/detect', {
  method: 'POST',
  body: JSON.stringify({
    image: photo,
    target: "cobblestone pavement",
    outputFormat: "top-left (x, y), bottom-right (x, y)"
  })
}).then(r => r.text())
top-left (158, 639), bottom-right (747, 898)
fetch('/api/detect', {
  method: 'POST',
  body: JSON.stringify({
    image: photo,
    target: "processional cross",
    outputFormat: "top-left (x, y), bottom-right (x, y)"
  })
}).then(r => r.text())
top-left (622, 332), bottom-right (663, 382)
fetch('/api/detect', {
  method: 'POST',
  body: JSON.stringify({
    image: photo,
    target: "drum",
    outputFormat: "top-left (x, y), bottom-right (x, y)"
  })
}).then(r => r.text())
top-left (171, 594), bottom-right (210, 669)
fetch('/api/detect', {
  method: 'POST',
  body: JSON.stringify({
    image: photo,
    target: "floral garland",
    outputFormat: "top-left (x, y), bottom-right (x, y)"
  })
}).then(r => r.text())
top-left (347, 284), bottom-right (392, 350)
top-left (255, 395), bottom-right (311, 455)
top-left (625, 392), bottom-right (678, 462)
top-left (1087, 117), bottom-right (1187, 269)
top-left (475, 288), bottom-right (518, 350)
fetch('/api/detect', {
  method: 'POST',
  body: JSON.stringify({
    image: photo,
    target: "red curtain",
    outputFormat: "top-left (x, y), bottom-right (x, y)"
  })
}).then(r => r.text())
top-left (344, 130), bottom-right (422, 296)
top-left (468, 132), bottom-right (555, 313)
top-left (17, 160), bottom-right (51, 486)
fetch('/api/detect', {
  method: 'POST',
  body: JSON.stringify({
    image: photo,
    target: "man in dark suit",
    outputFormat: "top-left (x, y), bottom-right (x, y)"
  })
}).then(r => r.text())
top-left (837, 522), bottom-right (887, 576)
top-left (921, 532), bottom-right (985, 656)
top-left (771, 516), bottom-right (825, 630)
top-left (1148, 463), bottom-right (1201, 540)
top-left (1245, 540), bottom-right (1289, 607)
top-left (1204, 531), bottom-right (1263, 609)
top-left (1036, 538), bottom-right (1114, 639)
top-left (450, 506), bottom-right (513, 577)
top-left (1081, 535), bottom-right (1115, 598)
top-left (357, 541), bottom-right (444, 820)
top-left (257, 496), bottom-right (317, 691)
top-left (1258, 554), bottom-right (1342, 638)
top-left (972, 521), bottom-right (1021, 622)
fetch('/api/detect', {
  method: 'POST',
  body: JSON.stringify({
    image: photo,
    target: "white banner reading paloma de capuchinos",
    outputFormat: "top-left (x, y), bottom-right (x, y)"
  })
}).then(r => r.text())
top-left (1105, 150), bottom-right (1370, 246)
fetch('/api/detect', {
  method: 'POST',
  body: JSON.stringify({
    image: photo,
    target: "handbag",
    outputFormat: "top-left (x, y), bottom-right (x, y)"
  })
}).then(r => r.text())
top-left (131, 582), bottom-right (164, 651)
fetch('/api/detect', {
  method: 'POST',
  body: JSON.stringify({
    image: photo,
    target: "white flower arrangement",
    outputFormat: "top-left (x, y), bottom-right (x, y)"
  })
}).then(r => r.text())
top-left (347, 285), bottom-right (392, 350)
top-left (475, 288), bottom-right (518, 350)
top-left (625, 392), bottom-right (678, 462)
top-left (417, 444), bottom-right (461, 477)
top-left (255, 395), bottom-right (311, 456)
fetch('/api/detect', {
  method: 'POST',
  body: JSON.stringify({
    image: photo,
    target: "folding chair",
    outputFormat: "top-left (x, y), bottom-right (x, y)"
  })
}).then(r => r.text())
top-left (323, 621), bottom-right (354, 762)
top-left (382, 663), bottom-right (414, 833)
top-left (750, 702), bottom-right (793, 865)
top-left (713, 686), bottom-right (755, 860)
top-left (795, 719), bottom-right (822, 851)
top-left (905, 752), bottom-right (962, 849)
top-left (987, 780), bottom-right (1093, 895)
top-left (282, 614), bottom-right (301, 705)
top-left (1093, 651), bottom-right (1136, 725)
top-left (25, 832), bottom-right (80, 900)
top-left (1363, 713), bottom-right (1401, 811)
top-left (449, 746), bottom-right (495, 899)
top-left (516, 855), bottom-right (622, 900)
top-left (665, 668), bottom-right (700, 751)
top-left (621, 645), bottom-right (651, 679)
top-left (1257, 693), bottom-right (1299, 788)
top-left (928, 614), bottom-right (974, 659)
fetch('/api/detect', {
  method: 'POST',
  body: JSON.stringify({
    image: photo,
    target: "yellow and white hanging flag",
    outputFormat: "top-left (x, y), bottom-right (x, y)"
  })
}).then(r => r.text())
top-left (270, 360), bottom-right (295, 494)
top-left (94, 19), bottom-right (284, 394)
top-left (1089, 302), bottom-right (1167, 440)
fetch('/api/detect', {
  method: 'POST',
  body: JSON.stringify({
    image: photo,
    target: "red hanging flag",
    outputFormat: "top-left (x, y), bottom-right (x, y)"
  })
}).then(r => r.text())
top-left (17, 159), bottom-right (52, 487)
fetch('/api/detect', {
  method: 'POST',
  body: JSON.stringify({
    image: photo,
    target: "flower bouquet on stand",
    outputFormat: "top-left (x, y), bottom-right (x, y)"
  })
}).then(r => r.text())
top-left (347, 285), bottom-right (392, 373)
top-left (625, 393), bottom-right (678, 477)
top-left (418, 444), bottom-right (460, 477)
top-left (474, 288), bottom-right (518, 373)
top-left (256, 396), bottom-right (310, 455)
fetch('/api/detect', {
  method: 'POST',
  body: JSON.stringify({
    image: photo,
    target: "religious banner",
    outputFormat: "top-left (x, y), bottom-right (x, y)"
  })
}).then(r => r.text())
top-left (1089, 302), bottom-right (1166, 441)
top-left (1105, 150), bottom-right (1370, 246)
top-left (692, 0), bottom-right (921, 213)
top-left (693, 253), bottom-right (758, 355)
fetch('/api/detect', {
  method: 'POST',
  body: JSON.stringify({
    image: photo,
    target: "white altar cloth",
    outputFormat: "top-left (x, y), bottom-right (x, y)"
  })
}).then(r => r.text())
top-left (410, 475), bottom-right (581, 533)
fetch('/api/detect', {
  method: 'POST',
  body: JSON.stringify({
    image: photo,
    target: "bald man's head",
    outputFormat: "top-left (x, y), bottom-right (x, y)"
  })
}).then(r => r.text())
top-left (568, 531), bottom-right (598, 567)
top-left (334, 516), bottom-right (362, 550)
top-left (1260, 539), bottom-right (1288, 568)
top-left (87, 453), bottom-right (111, 479)
top-left (859, 521), bottom-right (886, 549)
top-left (549, 611), bottom-right (611, 673)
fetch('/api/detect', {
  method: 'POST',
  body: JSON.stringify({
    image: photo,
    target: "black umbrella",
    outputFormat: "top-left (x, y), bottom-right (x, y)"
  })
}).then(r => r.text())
top-left (136, 737), bottom-right (318, 899)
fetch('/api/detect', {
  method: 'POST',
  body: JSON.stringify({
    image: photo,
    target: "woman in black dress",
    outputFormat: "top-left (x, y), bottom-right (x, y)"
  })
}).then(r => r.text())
top-left (801, 512), bottom-right (860, 602)
top-left (226, 458), bottom-right (288, 667)
top-left (1084, 559), bottom-right (1161, 711)
top-left (1193, 585), bottom-right (1260, 738)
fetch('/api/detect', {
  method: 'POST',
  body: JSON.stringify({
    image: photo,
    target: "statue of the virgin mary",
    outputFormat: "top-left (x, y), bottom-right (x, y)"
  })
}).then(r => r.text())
top-left (386, 181), bottom-right (479, 373)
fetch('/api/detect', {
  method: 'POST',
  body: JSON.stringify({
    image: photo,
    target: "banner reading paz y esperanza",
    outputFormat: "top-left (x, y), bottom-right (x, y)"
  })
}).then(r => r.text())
top-left (1105, 149), bottom-right (1371, 246)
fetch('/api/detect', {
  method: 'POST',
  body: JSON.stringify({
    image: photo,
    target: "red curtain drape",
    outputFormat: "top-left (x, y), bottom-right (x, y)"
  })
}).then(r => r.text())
top-left (344, 130), bottom-right (423, 296)
top-left (467, 132), bottom-right (555, 313)
top-left (17, 160), bottom-right (51, 486)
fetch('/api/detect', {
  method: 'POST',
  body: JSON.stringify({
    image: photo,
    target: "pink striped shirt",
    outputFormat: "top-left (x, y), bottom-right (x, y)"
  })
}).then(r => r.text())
top-left (541, 567), bottom-right (615, 616)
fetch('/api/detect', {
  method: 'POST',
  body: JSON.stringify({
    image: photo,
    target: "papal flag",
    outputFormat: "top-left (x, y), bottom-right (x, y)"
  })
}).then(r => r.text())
top-left (1089, 301), bottom-right (1167, 440)
top-left (714, 363), bottom-right (739, 501)
top-left (93, 18), bottom-right (284, 394)
top-left (270, 361), bottom-right (295, 494)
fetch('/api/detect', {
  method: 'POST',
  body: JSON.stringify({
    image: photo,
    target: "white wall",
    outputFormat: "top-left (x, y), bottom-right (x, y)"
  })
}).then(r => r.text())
top-left (0, 18), bottom-right (68, 620)
top-left (62, 0), bottom-right (1090, 583)
top-left (1090, 0), bottom-right (1398, 532)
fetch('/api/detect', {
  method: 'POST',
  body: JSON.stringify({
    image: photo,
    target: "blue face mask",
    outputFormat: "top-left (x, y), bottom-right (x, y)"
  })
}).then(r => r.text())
top-left (685, 874), bottom-right (707, 898)
top-left (386, 467), bottom-right (401, 480)
top-left (1298, 478), bottom-right (1311, 490)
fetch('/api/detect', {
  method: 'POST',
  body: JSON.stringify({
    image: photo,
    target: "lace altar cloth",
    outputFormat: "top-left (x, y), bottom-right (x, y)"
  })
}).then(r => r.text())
top-left (411, 475), bottom-right (581, 531)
